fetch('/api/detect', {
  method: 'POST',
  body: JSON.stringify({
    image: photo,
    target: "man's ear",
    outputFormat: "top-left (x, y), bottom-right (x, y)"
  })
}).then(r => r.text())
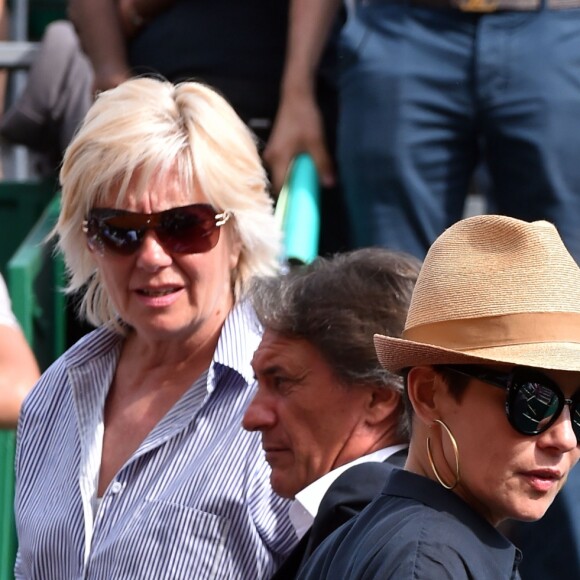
top-left (406, 366), bottom-right (443, 425)
top-left (365, 385), bottom-right (402, 426)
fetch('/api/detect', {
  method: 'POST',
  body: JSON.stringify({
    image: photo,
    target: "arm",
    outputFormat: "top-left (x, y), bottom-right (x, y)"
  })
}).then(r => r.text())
top-left (0, 325), bottom-right (40, 429)
top-left (68, 0), bottom-right (179, 91)
top-left (117, 0), bottom-right (178, 39)
top-left (263, 0), bottom-right (342, 193)
top-left (68, 0), bottom-right (131, 91)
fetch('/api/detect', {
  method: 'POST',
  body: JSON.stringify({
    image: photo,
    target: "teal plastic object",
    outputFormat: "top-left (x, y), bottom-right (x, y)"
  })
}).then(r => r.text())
top-left (276, 154), bottom-right (320, 265)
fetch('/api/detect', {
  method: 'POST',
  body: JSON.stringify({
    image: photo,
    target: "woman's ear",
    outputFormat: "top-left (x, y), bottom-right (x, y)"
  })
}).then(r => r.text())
top-left (227, 226), bottom-right (243, 271)
top-left (86, 238), bottom-right (104, 257)
top-left (406, 366), bottom-right (444, 425)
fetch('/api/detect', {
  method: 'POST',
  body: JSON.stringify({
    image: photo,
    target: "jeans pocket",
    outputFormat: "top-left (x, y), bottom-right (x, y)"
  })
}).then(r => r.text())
top-left (338, 13), bottom-right (373, 70)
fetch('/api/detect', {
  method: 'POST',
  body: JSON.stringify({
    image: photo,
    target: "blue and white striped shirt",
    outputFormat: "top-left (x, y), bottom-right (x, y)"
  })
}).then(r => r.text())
top-left (14, 302), bottom-right (296, 579)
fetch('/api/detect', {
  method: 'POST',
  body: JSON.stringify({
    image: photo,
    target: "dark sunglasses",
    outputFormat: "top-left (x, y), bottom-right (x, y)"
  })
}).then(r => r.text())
top-left (440, 364), bottom-right (580, 441)
top-left (83, 204), bottom-right (231, 256)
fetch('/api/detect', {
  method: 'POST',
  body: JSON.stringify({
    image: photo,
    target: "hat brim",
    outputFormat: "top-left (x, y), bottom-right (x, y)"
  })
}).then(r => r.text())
top-left (374, 334), bottom-right (580, 373)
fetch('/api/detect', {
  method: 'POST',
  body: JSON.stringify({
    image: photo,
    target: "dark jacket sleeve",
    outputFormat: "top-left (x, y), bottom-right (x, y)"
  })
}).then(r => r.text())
top-left (272, 453), bottom-right (407, 580)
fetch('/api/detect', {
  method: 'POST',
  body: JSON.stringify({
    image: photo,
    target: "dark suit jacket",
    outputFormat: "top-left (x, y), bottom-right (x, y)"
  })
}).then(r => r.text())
top-left (272, 449), bottom-right (407, 580)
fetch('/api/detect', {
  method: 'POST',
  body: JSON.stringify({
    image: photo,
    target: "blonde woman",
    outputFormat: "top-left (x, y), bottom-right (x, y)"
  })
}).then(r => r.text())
top-left (14, 78), bottom-right (296, 579)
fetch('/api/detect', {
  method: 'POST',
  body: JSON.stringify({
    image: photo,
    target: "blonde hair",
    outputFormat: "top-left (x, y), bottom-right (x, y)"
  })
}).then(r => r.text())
top-left (56, 77), bottom-right (281, 327)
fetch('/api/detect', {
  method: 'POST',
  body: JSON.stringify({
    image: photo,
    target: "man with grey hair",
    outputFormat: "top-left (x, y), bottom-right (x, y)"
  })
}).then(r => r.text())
top-left (242, 248), bottom-right (420, 578)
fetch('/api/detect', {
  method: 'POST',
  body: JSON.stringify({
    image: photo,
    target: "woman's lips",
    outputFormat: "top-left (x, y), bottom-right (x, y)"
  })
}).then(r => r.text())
top-left (137, 287), bottom-right (180, 297)
top-left (522, 469), bottom-right (562, 493)
top-left (135, 286), bottom-right (183, 306)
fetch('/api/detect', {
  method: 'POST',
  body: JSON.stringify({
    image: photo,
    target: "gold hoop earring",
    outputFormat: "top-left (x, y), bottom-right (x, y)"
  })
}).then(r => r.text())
top-left (426, 419), bottom-right (460, 490)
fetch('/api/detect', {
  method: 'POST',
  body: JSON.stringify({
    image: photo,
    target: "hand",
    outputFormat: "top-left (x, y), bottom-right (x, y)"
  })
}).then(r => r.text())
top-left (264, 89), bottom-right (335, 195)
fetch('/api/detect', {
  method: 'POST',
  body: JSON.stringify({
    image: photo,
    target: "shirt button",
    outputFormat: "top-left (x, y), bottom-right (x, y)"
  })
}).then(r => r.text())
top-left (110, 481), bottom-right (123, 494)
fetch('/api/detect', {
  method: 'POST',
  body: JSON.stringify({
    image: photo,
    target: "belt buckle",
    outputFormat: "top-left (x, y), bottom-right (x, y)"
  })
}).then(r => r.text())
top-left (458, 0), bottom-right (498, 11)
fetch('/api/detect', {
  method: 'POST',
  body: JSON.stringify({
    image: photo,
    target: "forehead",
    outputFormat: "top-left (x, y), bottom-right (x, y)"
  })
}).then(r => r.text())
top-left (252, 329), bottom-right (332, 375)
top-left (99, 164), bottom-right (205, 211)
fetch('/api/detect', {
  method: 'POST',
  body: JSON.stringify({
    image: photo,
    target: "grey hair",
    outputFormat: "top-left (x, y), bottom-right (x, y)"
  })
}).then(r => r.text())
top-left (55, 77), bottom-right (281, 328)
top-left (250, 248), bottom-right (421, 438)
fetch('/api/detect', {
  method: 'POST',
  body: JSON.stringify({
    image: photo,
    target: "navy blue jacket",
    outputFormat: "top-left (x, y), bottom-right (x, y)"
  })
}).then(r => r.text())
top-left (272, 451), bottom-right (407, 580)
top-left (298, 469), bottom-right (522, 580)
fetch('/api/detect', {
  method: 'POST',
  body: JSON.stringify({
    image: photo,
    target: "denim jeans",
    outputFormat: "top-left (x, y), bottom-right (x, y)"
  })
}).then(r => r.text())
top-left (338, 0), bottom-right (580, 260)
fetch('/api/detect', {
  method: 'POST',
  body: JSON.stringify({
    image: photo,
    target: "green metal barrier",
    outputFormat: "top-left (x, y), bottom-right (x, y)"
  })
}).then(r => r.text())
top-left (0, 427), bottom-right (17, 580)
top-left (0, 431), bottom-right (16, 580)
top-left (0, 180), bottom-right (56, 277)
top-left (26, 0), bottom-right (67, 40)
top-left (0, 194), bottom-right (64, 580)
top-left (8, 194), bottom-right (65, 366)
top-left (276, 153), bottom-right (321, 265)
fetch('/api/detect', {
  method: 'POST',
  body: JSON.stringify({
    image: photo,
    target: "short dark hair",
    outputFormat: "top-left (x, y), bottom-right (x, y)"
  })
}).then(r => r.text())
top-left (250, 248), bottom-right (421, 435)
top-left (402, 366), bottom-right (471, 434)
top-left (433, 366), bottom-right (471, 400)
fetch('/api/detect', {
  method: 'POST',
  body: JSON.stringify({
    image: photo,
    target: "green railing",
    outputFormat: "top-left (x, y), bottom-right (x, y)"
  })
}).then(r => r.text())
top-left (0, 430), bottom-right (17, 580)
top-left (8, 194), bottom-right (65, 366)
top-left (0, 194), bottom-right (64, 580)
top-left (0, 180), bottom-right (56, 279)
top-left (7, 0), bottom-right (68, 40)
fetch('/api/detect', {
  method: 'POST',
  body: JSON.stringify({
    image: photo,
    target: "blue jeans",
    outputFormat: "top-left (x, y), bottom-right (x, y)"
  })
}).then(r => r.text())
top-left (338, 0), bottom-right (580, 259)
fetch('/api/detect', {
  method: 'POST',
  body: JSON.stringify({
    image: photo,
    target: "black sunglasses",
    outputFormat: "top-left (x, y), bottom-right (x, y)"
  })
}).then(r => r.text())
top-left (441, 364), bottom-right (580, 441)
top-left (83, 204), bottom-right (231, 256)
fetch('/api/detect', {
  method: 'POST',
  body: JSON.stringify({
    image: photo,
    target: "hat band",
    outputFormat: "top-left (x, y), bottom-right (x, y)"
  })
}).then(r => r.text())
top-left (403, 312), bottom-right (580, 350)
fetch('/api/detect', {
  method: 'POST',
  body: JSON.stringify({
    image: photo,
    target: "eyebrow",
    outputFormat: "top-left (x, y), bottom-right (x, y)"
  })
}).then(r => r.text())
top-left (251, 361), bottom-right (283, 377)
top-left (252, 363), bottom-right (309, 383)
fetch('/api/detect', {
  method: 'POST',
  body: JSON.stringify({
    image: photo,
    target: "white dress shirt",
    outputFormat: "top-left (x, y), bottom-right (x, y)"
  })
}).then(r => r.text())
top-left (289, 444), bottom-right (408, 539)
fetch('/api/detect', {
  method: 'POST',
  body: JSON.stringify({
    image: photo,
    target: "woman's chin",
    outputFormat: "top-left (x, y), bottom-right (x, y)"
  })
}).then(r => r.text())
top-left (510, 500), bottom-right (554, 523)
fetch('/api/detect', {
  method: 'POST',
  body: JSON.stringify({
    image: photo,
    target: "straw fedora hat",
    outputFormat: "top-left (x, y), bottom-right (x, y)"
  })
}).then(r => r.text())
top-left (374, 215), bottom-right (580, 372)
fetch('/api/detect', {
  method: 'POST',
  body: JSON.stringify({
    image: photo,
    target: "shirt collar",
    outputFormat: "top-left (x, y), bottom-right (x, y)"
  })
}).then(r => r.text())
top-left (289, 444), bottom-right (408, 539)
top-left (210, 300), bottom-right (261, 391)
top-left (67, 302), bottom-right (261, 391)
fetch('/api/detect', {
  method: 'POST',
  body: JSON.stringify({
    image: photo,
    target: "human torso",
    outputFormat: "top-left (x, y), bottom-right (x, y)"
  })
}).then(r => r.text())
top-left (97, 332), bottom-right (213, 495)
top-left (127, 0), bottom-right (289, 84)
top-left (14, 305), bottom-right (296, 579)
top-left (298, 470), bottom-right (521, 579)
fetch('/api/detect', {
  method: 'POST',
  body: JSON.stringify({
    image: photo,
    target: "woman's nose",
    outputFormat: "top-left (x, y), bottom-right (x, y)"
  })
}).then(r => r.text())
top-left (538, 405), bottom-right (578, 453)
top-left (135, 231), bottom-right (173, 270)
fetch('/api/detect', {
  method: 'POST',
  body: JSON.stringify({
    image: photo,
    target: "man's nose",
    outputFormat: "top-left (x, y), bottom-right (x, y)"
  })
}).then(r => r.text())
top-left (242, 392), bottom-right (277, 432)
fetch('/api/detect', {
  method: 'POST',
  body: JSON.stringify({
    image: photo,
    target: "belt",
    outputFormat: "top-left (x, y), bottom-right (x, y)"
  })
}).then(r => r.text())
top-left (363, 0), bottom-right (580, 12)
